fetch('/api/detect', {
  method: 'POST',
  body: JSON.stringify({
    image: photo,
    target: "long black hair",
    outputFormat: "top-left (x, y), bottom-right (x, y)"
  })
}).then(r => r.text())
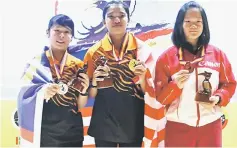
top-left (172, 1), bottom-right (210, 52)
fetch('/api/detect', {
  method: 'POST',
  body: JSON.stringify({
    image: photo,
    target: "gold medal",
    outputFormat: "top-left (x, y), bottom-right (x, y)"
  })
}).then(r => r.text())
top-left (129, 59), bottom-right (138, 71)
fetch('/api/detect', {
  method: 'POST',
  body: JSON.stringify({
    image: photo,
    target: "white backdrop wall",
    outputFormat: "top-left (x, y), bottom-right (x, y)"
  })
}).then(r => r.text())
top-left (1, 0), bottom-right (55, 100)
top-left (1, 0), bottom-right (237, 101)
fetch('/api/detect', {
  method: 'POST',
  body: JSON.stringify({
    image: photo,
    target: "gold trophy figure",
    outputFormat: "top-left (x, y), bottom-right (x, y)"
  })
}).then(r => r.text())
top-left (96, 56), bottom-right (109, 79)
top-left (195, 71), bottom-right (213, 103)
top-left (95, 56), bottom-right (113, 88)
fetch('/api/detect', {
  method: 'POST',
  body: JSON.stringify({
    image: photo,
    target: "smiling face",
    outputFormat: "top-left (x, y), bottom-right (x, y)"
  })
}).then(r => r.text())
top-left (183, 8), bottom-right (203, 46)
top-left (48, 24), bottom-right (72, 52)
top-left (104, 4), bottom-right (129, 37)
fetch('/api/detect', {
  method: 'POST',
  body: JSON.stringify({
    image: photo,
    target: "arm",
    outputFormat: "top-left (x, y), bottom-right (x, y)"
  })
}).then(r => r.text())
top-left (133, 62), bottom-right (147, 93)
top-left (76, 73), bottom-right (90, 109)
top-left (137, 53), bottom-right (155, 93)
top-left (135, 41), bottom-right (155, 93)
top-left (154, 55), bottom-right (182, 105)
top-left (213, 51), bottom-right (236, 106)
top-left (77, 94), bottom-right (89, 109)
top-left (83, 50), bottom-right (98, 98)
top-left (89, 78), bottom-right (98, 98)
top-left (139, 77), bottom-right (146, 93)
top-left (89, 65), bottom-right (111, 98)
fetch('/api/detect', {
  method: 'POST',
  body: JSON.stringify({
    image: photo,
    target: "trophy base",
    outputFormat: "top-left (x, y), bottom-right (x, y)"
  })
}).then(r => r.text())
top-left (97, 77), bottom-right (113, 89)
top-left (70, 79), bottom-right (85, 93)
top-left (195, 91), bottom-right (212, 103)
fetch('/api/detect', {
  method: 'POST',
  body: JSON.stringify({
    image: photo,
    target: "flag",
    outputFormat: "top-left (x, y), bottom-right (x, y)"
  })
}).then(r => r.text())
top-left (135, 39), bottom-right (166, 147)
top-left (17, 53), bottom-right (52, 147)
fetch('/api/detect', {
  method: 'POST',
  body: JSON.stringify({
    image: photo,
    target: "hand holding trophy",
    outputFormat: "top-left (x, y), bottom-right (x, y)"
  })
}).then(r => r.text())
top-left (68, 63), bottom-right (89, 93)
top-left (195, 71), bottom-right (213, 103)
top-left (95, 56), bottom-right (110, 80)
top-left (94, 56), bottom-right (113, 88)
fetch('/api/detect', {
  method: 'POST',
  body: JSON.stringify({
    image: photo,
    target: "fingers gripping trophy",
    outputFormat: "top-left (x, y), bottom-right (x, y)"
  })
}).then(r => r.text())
top-left (183, 62), bottom-right (213, 103)
top-left (195, 71), bottom-right (213, 103)
top-left (184, 63), bottom-right (229, 129)
top-left (68, 63), bottom-right (88, 93)
top-left (95, 56), bottom-right (113, 88)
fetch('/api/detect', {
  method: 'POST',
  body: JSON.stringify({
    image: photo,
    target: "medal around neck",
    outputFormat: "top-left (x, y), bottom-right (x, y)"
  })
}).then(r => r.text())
top-left (58, 82), bottom-right (68, 95)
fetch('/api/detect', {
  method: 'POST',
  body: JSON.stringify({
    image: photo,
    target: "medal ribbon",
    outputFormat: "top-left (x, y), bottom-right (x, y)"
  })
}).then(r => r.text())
top-left (46, 49), bottom-right (67, 80)
top-left (108, 33), bottom-right (129, 62)
top-left (178, 46), bottom-right (205, 65)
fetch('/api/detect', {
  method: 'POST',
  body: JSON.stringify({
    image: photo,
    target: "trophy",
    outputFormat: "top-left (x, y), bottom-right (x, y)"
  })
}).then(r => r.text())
top-left (68, 63), bottom-right (88, 93)
top-left (95, 56), bottom-right (113, 88)
top-left (96, 56), bottom-right (108, 79)
top-left (195, 71), bottom-right (213, 103)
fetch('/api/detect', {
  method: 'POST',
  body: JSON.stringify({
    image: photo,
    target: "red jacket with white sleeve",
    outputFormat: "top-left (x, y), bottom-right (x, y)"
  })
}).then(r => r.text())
top-left (154, 45), bottom-right (236, 127)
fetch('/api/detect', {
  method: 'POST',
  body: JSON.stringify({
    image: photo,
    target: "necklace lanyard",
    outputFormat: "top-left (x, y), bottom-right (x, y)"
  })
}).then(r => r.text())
top-left (178, 46), bottom-right (205, 65)
top-left (47, 49), bottom-right (67, 79)
top-left (108, 33), bottom-right (129, 62)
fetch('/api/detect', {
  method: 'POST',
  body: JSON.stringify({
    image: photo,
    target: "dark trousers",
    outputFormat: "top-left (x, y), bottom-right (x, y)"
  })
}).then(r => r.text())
top-left (95, 139), bottom-right (142, 147)
top-left (41, 141), bottom-right (83, 147)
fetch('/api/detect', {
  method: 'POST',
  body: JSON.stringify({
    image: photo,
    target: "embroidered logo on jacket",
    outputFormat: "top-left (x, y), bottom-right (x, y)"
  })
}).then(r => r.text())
top-left (198, 61), bottom-right (220, 68)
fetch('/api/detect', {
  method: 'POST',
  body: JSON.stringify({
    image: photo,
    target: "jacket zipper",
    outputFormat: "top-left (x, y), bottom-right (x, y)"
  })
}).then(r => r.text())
top-left (195, 67), bottom-right (200, 127)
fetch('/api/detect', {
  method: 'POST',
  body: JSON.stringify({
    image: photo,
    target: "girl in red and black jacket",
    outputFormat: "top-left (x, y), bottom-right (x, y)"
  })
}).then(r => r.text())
top-left (154, 1), bottom-right (236, 147)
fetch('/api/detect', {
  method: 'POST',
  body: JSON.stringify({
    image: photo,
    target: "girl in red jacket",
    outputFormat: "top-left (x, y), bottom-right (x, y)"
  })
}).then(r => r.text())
top-left (155, 1), bottom-right (236, 147)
